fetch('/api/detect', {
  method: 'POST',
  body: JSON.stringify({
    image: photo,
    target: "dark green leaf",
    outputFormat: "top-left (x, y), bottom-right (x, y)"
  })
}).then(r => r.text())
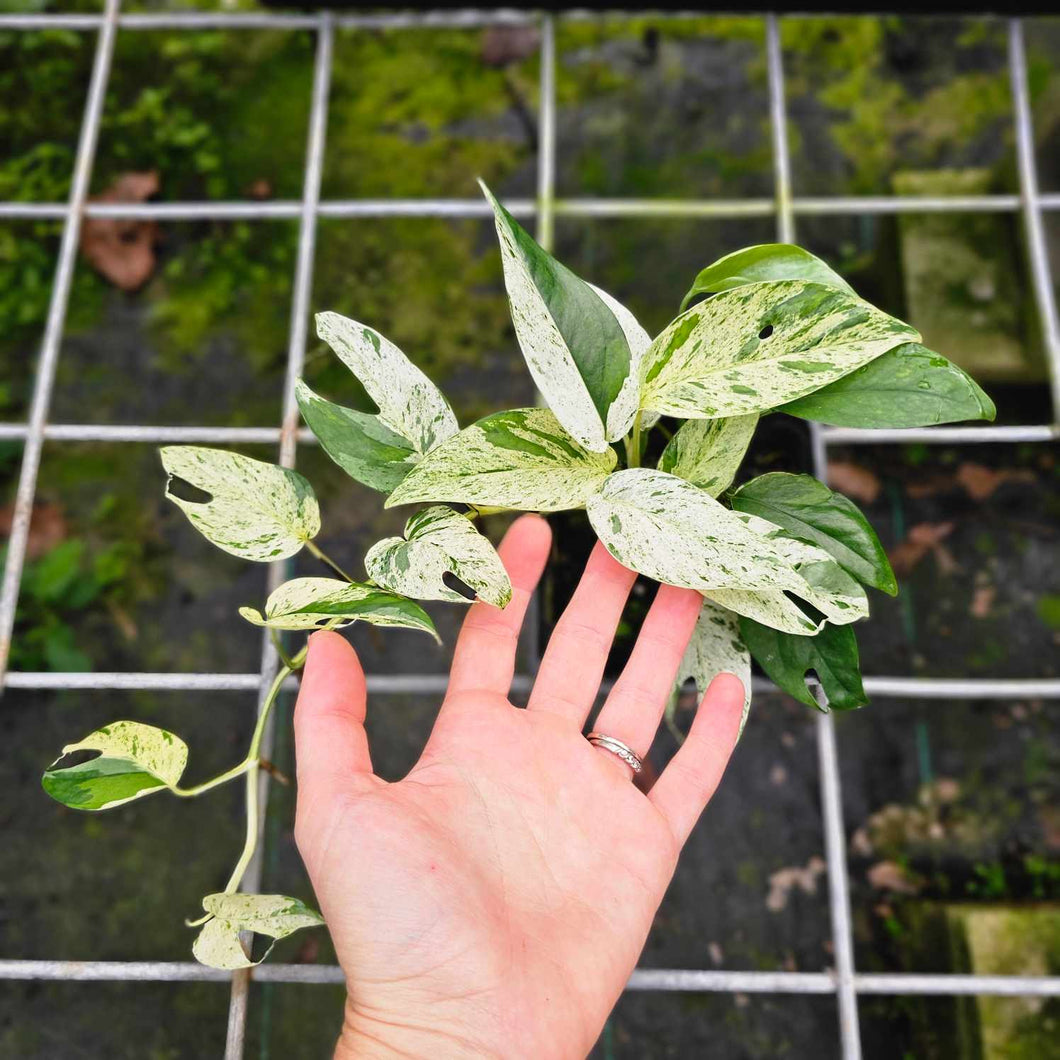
top-left (777, 343), bottom-right (996, 427)
top-left (680, 243), bottom-right (855, 311)
top-left (739, 618), bottom-right (868, 712)
top-left (296, 380), bottom-right (418, 493)
top-left (731, 472), bottom-right (897, 595)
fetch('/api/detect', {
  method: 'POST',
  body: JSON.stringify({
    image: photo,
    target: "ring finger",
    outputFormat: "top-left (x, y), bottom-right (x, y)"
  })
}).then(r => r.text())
top-left (590, 585), bottom-right (703, 776)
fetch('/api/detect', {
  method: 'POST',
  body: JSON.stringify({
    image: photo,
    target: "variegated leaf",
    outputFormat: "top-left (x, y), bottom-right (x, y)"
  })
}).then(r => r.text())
top-left (657, 414), bottom-right (758, 495)
top-left (42, 720), bottom-right (188, 811)
top-left (480, 181), bottom-right (637, 451)
top-left (674, 599), bottom-right (752, 735)
top-left (161, 446), bottom-right (319, 562)
top-left (192, 893), bottom-right (324, 970)
top-left (590, 283), bottom-right (654, 441)
top-left (385, 408), bottom-right (617, 513)
top-left (640, 280), bottom-right (920, 419)
top-left (295, 380), bottom-right (418, 493)
top-left (702, 586), bottom-right (823, 636)
top-left (316, 311), bottom-right (459, 455)
top-left (365, 506), bottom-right (511, 608)
top-left (239, 577), bottom-right (438, 640)
top-left (585, 468), bottom-right (812, 594)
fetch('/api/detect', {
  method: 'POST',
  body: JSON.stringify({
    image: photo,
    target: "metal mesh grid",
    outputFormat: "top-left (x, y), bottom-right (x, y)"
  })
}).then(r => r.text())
top-left (0, 6), bottom-right (1058, 1058)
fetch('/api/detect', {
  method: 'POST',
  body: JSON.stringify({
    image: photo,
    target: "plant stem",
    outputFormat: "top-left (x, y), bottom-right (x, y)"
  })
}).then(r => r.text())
top-left (270, 628), bottom-right (295, 670)
top-left (305, 539), bottom-right (355, 583)
top-left (172, 758), bottom-right (254, 798)
top-left (625, 411), bottom-right (643, 469)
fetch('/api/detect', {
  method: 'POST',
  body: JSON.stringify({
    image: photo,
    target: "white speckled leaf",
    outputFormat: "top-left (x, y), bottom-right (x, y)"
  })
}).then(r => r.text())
top-left (481, 182), bottom-right (636, 451)
top-left (676, 599), bottom-right (753, 735)
top-left (657, 414), bottom-right (758, 495)
top-left (365, 506), bottom-right (511, 608)
top-left (702, 587), bottom-right (822, 636)
top-left (585, 468), bottom-right (811, 593)
top-left (42, 720), bottom-right (188, 811)
top-left (239, 576), bottom-right (438, 639)
top-left (590, 282), bottom-right (654, 441)
top-left (315, 311), bottom-right (458, 455)
top-left (192, 893), bottom-right (324, 970)
top-left (161, 446), bottom-right (319, 562)
top-left (640, 280), bottom-right (920, 419)
top-left (386, 408), bottom-right (617, 513)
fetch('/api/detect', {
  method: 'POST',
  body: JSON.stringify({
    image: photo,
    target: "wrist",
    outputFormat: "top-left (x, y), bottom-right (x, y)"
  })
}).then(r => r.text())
top-left (335, 998), bottom-right (491, 1059)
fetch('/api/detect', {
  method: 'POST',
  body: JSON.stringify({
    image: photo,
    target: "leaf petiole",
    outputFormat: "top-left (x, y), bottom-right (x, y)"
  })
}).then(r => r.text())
top-left (304, 539), bottom-right (355, 583)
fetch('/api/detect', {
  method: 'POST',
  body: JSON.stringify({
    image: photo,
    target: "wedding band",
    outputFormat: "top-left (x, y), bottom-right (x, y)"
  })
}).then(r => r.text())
top-left (586, 732), bottom-right (643, 775)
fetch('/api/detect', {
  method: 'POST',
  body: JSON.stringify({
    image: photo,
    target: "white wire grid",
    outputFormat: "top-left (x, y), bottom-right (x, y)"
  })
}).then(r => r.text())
top-left (0, 6), bottom-right (1058, 1058)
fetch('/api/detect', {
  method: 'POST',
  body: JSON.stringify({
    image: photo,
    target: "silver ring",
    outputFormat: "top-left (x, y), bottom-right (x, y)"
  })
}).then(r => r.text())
top-left (586, 732), bottom-right (643, 775)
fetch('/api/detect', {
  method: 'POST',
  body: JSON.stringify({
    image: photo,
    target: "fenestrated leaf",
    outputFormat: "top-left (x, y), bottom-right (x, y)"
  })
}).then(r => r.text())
top-left (295, 380), bottom-right (418, 493)
top-left (239, 577), bottom-right (438, 640)
top-left (732, 472), bottom-right (897, 595)
top-left (385, 408), bottom-right (617, 513)
top-left (681, 243), bottom-right (855, 310)
top-left (365, 506), bottom-right (511, 608)
top-left (316, 311), bottom-right (459, 455)
top-left (192, 893), bottom-right (324, 970)
top-left (585, 468), bottom-right (820, 595)
top-left (703, 586), bottom-right (822, 636)
top-left (640, 280), bottom-right (920, 419)
top-left (161, 446), bottom-right (319, 562)
top-left (657, 414), bottom-right (758, 495)
top-left (42, 720), bottom-right (188, 811)
top-left (777, 342), bottom-right (997, 428)
top-left (740, 618), bottom-right (868, 712)
top-left (673, 599), bottom-right (753, 735)
top-left (480, 180), bottom-right (637, 451)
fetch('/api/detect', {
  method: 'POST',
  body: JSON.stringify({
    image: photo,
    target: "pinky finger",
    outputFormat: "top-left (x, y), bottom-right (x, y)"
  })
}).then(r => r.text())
top-left (649, 673), bottom-right (746, 848)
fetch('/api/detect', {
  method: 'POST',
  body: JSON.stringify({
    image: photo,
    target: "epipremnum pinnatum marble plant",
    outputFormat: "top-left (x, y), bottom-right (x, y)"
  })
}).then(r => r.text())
top-left (41, 181), bottom-right (995, 969)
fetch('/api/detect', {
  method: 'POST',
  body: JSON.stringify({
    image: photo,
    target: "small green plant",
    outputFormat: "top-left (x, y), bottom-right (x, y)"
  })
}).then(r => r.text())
top-left (41, 181), bottom-right (995, 968)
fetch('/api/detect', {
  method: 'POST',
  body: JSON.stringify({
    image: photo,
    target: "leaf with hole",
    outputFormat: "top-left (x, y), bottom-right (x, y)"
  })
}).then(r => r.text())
top-left (365, 506), bottom-right (511, 608)
top-left (239, 577), bottom-right (438, 640)
top-left (640, 280), bottom-right (920, 419)
top-left (191, 893), bottom-right (325, 970)
top-left (731, 472), bottom-right (896, 594)
top-left (295, 380), bottom-right (418, 493)
top-left (385, 408), bottom-right (617, 513)
top-left (161, 446), bottom-right (320, 562)
top-left (680, 243), bottom-right (855, 310)
top-left (777, 343), bottom-right (997, 427)
top-left (481, 180), bottom-right (645, 450)
top-left (739, 618), bottom-right (868, 712)
top-left (316, 311), bottom-right (459, 455)
top-left (42, 720), bottom-right (188, 811)
top-left (657, 414), bottom-right (758, 495)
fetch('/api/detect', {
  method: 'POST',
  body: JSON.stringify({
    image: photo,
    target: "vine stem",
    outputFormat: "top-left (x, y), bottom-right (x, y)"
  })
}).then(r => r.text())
top-left (624, 410), bottom-right (644, 469)
top-left (223, 643), bottom-right (308, 895)
top-left (305, 539), bottom-right (355, 582)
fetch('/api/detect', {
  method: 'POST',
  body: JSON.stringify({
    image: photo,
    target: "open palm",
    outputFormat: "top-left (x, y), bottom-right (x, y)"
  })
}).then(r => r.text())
top-left (294, 515), bottom-right (745, 1059)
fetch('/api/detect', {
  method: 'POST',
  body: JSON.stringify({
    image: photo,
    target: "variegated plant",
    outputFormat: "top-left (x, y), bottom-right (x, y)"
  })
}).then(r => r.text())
top-left (42, 182), bottom-right (995, 969)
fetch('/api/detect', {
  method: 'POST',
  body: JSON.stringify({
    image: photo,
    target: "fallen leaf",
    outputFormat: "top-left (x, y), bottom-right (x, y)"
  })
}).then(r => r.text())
top-left (956, 462), bottom-right (1035, 501)
top-left (826, 461), bottom-right (881, 504)
top-left (81, 170), bottom-right (160, 291)
top-left (766, 856), bottom-right (827, 912)
top-left (0, 502), bottom-right (68, 560)
top-left (888, 521), bottom-right (955, 577)
top-left (867, 860), bottom-right (919, 894)
top-left (971, 584), bottom-right (996, 618)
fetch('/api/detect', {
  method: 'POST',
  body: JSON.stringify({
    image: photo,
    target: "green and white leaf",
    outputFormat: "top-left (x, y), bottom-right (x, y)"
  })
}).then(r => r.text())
top-left (239, 577), bottom-right (438, 640)
top-left (161, 446), bottom-right (320, 562)
top-left (365, 505), bottom-right (511, 608)
top-left (732, 472), bottom-right (896, 594)
top-left (480, 180), bottom-right (634, 452)
top-left (42, 720), bottom-right (188, 811)
top-left (386, 408), bottom-right (617, 513)
top-left (680, 243), bottom-right (855, 311)
top-left (740, 618), bottom-right (868, 712)
top-left (295, 380), bottom-right (418, 493)
top-left (192, 893), bottom-right (324, 970)
top-left (586, 468), bottom-right (818, 594)
top-left (640, 280), bottom-right (920, 419)
top-left (589, 282), bottom-right (654, 441)
top-left (702, 585), bottom-right (823, 636)
top-left (777, 342), bottom-right (996, 428)
top-left (674, 599), bottom-right (753, 736)
top-left (316, 311), bottom-right (459, 455)
top-left (657, 414), bottom-right (758, 495)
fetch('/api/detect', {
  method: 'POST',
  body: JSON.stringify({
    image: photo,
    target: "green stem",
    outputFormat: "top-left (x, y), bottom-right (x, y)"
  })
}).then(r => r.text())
top-left (172, 758), bottom-right (254, 798)
top-left (270, 628), bottom-right (295, 670)
top-left (624, 411), bottom-right (644, 469)
top-left (305, 539), bottom-right (355, 583)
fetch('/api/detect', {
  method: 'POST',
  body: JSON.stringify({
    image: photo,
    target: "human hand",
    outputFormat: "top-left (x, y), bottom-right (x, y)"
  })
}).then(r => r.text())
top-left (293, 515), bottom-right (746, 1059)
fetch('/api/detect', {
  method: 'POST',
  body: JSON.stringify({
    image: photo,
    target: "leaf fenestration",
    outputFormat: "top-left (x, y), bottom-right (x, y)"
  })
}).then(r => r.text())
top-left (192, 893), bottom-right (324, 970)
top-left (161, 446), bottom-right (320, 562)
top-left (640, 280), bottom-right (920, 420)
top-left (42, 720), bottom-right (188, 811)
top-left (365, 506), bottom-right (511, 608)
top-left (385, 408), bottom-right (617, 513)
